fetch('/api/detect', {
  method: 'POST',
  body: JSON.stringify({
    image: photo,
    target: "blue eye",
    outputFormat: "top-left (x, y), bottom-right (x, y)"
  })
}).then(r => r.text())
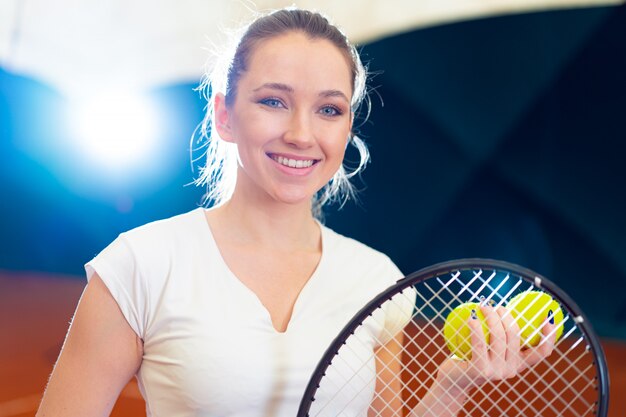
top-left (260, 98), bottom-right (284, 108)
top-left (320, 105), bottom-right (342, 117)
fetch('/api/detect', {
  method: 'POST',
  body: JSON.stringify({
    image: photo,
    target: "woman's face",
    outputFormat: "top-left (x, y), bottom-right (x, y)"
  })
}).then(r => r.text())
top-left (215, 31), bottom-right (353, 207)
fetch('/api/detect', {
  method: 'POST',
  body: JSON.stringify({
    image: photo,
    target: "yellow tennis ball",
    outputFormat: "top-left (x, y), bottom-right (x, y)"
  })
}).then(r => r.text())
top-left (507, 291), bottom-right (564, 348)
top-left (443, 302), bottom-right (490, 360)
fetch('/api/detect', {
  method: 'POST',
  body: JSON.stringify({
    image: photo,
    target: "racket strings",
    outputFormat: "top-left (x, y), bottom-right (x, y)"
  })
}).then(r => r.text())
top-left (396, 297), bottom-right (534, 417)
top-left (322, 289), bottom-right (477, 416)
top-left (319, 324), bottom-right (594, 417)
top-left (311, 304), bottom-right (410, 415)
top-left (358, 307), bottom-right (518, 416)
top-left (418, 271), bottom-right (599, 416)
top-left (314, 342), bottom-right (376, 415)
top-left (466, 298), bottom-right (599, 415)
top-left (324, 288), bottom-right (528, 416)
top-left (307, 268), bottom-right (601, 417)
top-left (408, 272), bottom-right (596, 416)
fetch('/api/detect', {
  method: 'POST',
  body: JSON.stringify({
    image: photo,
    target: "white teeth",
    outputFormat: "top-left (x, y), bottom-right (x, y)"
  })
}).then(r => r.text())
top-left (272, 155), bottom-right (315, 168)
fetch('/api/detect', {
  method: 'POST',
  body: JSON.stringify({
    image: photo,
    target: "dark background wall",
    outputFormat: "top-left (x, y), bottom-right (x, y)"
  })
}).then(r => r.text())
top-left (1, 5), bottom-right (624, 338)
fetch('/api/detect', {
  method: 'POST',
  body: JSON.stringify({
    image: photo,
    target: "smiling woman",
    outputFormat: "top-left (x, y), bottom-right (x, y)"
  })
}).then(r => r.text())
top-left (34, 7), bottom-right (557, 417)
top-left (193, 9), bottom-right (371, 218)
top-left (212, 31), bottom-right (354, 209)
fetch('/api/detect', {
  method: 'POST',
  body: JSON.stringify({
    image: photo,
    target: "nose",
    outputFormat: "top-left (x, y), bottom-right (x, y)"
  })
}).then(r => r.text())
top-left (283, 110), bottom-right (314, 148)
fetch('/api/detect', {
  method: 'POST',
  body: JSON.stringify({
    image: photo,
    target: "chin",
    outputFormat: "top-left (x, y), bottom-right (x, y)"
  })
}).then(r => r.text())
top-left (272, 188), bottom-right (317, 206)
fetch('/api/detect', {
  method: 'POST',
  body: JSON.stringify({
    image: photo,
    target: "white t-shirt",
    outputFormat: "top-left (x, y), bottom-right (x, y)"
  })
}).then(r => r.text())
top-left (85, 208), bottom-right (408, 417)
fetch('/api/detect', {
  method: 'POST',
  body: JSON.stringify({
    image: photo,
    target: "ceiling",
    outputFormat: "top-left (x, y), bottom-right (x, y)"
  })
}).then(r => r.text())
top-left (0, 0), bottom-right (622, 95)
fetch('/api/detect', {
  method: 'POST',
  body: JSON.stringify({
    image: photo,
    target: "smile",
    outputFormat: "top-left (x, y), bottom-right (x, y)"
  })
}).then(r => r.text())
top-left (269, 154), bottom-right (318, 169)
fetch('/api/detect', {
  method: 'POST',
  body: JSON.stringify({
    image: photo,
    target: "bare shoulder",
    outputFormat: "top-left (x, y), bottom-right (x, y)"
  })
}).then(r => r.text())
top-left (36, 274), bottom-right (143, 417)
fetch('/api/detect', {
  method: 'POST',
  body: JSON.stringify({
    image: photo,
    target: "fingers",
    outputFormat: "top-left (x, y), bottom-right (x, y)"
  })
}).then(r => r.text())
top-left (468, 300), bottom-right (532, 380)
top-left (466, 309), bottom-right (488, 385)
top-left (471, 306), bottom-right (521, 380)
top-left (497, 306), bottom-right (522, 378)
top-left (482, 306), bottom-right (507, 372)
top-left (467, 308), bottom-right (488, 361)
top-left (498, 306), bottom-right (521, 359)
top-left (453, 301), bottom-right (558, 388)
top-left (521, 320), bottom-right (557, 369)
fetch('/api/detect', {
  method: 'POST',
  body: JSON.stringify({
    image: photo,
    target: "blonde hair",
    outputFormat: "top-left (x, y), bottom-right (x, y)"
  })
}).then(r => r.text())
top-left (192, 8), bottom-right (371, 219)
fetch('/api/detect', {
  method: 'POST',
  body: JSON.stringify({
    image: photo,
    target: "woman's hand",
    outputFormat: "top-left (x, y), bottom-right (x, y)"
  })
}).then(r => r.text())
top-left (436, 305), bottom-right (557, 394)
top-left (408, 304), bottom-right (558, 417)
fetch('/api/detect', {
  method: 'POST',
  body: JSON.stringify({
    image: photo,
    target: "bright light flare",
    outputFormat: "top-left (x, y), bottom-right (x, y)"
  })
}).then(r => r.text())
top-left (69, 91), bottom-right (159, 172)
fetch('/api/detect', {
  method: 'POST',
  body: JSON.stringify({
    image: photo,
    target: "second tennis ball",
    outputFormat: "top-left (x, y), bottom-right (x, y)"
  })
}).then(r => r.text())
top-left (443, 302), bottom-right (490, 360)
top-left (507, 291), bottom-right (564, 348)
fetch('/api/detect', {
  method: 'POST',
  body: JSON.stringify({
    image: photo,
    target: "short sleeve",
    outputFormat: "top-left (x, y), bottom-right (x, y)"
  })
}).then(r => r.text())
top-left (377, 261), bottom-right (417, 346)
top-left (378, 287), bottom-right (417, 346)
top-left (85, 235), bottom-right (146, 339)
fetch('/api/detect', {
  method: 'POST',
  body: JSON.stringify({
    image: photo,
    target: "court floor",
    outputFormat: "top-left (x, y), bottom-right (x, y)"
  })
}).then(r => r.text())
top-left (1, 272), bottom-right (624, 417)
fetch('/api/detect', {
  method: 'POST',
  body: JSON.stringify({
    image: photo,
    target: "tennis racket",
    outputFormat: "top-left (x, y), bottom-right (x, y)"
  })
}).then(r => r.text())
top-left (297, 258), bottom-right (609, 417)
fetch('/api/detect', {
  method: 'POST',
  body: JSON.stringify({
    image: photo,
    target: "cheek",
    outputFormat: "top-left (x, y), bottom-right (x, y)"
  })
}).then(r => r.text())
top-left (232, 117), bottom-right (285, 176)
top-left (320, 125), bottom-right (350, 159)
top-left (232, 112), bottom-right (283, 149)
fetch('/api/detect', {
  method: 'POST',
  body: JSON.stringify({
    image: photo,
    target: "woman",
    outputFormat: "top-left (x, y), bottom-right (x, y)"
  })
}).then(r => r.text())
top-left (36, 8), bottom-right (555, 417)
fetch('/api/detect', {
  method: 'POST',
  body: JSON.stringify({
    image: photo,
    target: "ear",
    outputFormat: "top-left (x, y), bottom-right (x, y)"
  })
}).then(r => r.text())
top-left (214, 93), bottom-right (235, 143)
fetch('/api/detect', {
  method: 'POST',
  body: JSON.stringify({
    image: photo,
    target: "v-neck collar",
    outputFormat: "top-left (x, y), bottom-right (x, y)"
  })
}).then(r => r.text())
top-left (195, 208), bottom-right (329, 334)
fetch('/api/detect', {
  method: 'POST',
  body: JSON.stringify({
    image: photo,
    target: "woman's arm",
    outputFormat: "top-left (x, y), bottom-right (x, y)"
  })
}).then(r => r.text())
top-left (370, 333), bottom-right (404, 416)
top-left (370, 332), bottom-right (469, 417)
top-left (36, 274), bottom-right (143, 417)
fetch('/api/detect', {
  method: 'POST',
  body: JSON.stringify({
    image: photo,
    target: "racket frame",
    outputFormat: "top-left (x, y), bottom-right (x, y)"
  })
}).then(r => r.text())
top-left (297, 258), bottom-right (610, 417)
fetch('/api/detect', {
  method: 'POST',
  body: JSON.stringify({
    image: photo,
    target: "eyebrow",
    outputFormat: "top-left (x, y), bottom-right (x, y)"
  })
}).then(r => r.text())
top-left (253, 82), bottom-right (293, 93)
top-left (253, 82), bottom-right (350, 104)
top-left (319, 89), bottom-right (350, 104)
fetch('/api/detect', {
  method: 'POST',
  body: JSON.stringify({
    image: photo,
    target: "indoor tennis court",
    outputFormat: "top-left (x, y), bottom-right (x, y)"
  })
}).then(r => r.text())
top-left (1, 1), bottom-right (625, 416)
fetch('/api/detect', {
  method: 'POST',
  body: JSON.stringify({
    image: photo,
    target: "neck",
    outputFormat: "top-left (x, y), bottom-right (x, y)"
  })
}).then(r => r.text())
top-left (208, 183), bottom-right (321, 251)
